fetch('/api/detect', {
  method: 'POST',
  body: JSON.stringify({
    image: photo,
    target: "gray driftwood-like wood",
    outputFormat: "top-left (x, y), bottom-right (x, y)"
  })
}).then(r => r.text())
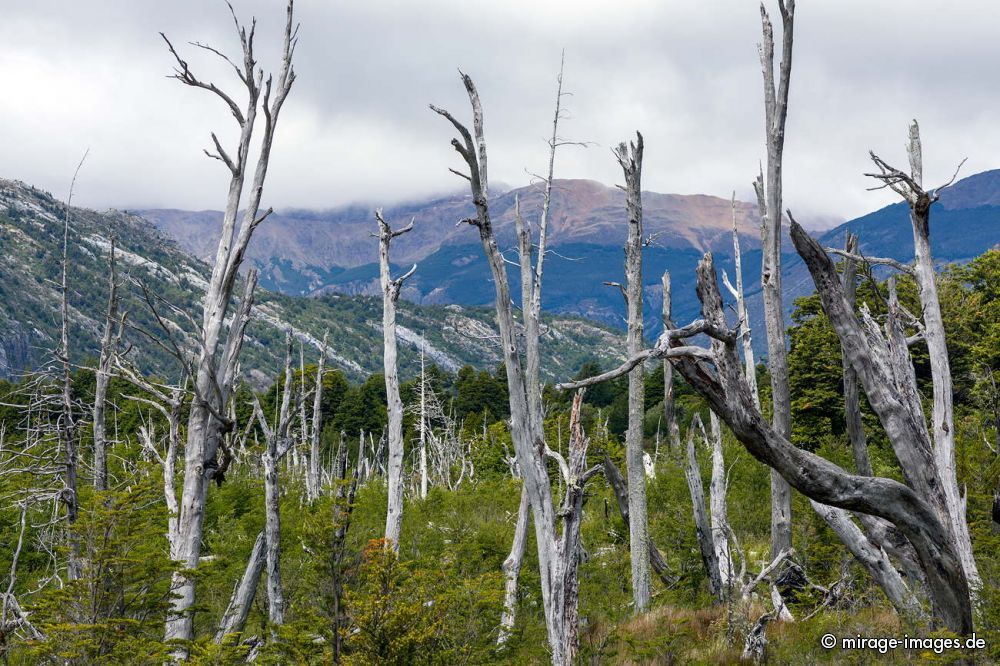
top-left (215, 530), bottom-right (266, 643)
top-left (839, 233), bottom-right (872, 477)
top-left (708, 412), bottom-right (733, 590)
top-left (376, 210), bottom-right (416, 551)
top-left (866, 121), bottom-right (979, 592)
top-left (684, 414), bottom-right (723, 600)
top-left (432, 71), bottom-right (600, 665)
top-left (615, 133), bottom-right (652, 612)
top-left (756, 0), bottom-right (795, 559)
top-left (661, 272), bottom-right (681, 451)
top-left (161, 1), bottom-right (297, 652)
top-left (498, 484), bottom-right (530, 647)
top-left (720, 194), bottom-right (759, 407)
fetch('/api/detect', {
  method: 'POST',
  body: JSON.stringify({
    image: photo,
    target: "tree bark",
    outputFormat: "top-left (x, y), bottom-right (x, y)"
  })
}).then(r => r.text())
top-left (708, 411), bottom-right (733, 591)
top-left (308, 333), bottom-right (327, 501)
top-left (497, 485), bottom-right (530, 647)
top-left (376, 210), bottom-right (416, 551)
top-left (616, 133), bottom-right (652, 613)
top-left (662, 272), bottom-right (681, 451)
top-left (92, 234), bottom-right (120, 492)
top-left (756, 0), bottom-right (795, 560)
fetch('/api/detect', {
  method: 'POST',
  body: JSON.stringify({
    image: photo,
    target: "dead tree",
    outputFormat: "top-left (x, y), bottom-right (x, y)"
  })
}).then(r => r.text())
top-left (755, 0), bottom-right (795, 559)
top-left (614, 134), bottom-right (653, 612)
top-left (560, 247), bottom-right (974, 635)
top-left (306, 333), bottom-right (328, 501)
top-left (497, 481), bottom-right (530, 647)
top-left (432, 71), bottom-right (600, 665)
top-left (92, 234), bottom-right (122, 491)
top-left (684, 414), bottom-right (723, 600)
top-left (215, 531), bottom-right (266, 644)
top-left (708, 412), bottom-right (734, 590)
top-left (375, 210), bottom-right (416, 551)
top-left (661, 272), bottom-right (681, 451)
top-left (251, 332), bottom-right (298, 630)
top-left (721, 194), bottom-right (759, 407)
top-left (865, 121), bottom-right (979, 591)
top-left (160, 0), bottom-right (297, 652)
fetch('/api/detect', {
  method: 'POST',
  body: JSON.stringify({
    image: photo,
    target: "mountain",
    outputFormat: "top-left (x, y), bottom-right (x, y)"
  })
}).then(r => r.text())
top-left (0, 179), bottom-right (626, 383)
top-left (142, 171), bottom-right (1000, 355)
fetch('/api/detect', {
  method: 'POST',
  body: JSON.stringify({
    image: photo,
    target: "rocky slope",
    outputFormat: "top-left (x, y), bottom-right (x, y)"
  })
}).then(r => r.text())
top-left (0, 179), bottom-right (625, 383)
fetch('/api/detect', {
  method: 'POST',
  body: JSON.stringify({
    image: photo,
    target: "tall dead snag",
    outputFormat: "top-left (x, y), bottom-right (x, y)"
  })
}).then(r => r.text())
top-left (251, 332), bottom-right (298, 629)
top-left (497, 481), bottom-right (530, 647)
top-left (708, 412), bottom-right (734, 590)
top-left (432, 71), bottom-right (600, 665)
top-left (561, 249), bottom-right (973, 634)
top-left (684, 414), bottom-right (723, 600)
top-left (376, 210), bottom-right (416, 551)
top-left (756, 0), bottom-right (795, 559)
top-left (661, 273), bottom-right (681, 451)
top-left (866, 121), bottom-right (979, 591)
top-left (615, 133), bottom-right (652, 612)
top-left (160, 0), bottom-right (297, 652)
top-left (93, 233), bottom-right (122, 491)
top-left (307, 332), bottom-right (328, 501)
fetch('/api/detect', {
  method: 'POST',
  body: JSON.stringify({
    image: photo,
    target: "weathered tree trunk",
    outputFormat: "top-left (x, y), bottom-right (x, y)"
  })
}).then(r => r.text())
top-left (756, 0), bottom-right (795, 560)
top-left (162, 2), bottom-right (297, 653)
top-left (215, 531), bottom-right (266, 643)
top-left (839, 233), bottom-right (872, 476)
top-left (662, 272), bottom-right (681, 451)
top-left (432, 69), bottom-right (597, 664)
top-left (684, 415), bottom-right (723, 600)
top-left (867, 121), bottom-right (979, 591)
top-left (497, 485), bottom-right (530, 647)
top-left (332, 445), bottom-right (359, 664)
top-left (376, 210), bottom-right (416, 551)
top-left (92, 234), bottom-right (120, 492)
top-left (616, 133), bottom-right (652, 612)
top-left (418, 347), bottom-right (428, 499)
top-left (708, 412), bottom-right (733, 591)
top-left (307, 333), bottom-right (327, 501)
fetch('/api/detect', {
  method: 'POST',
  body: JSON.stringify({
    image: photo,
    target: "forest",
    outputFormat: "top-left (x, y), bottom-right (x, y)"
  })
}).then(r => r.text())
top-left (2, 1), bottom-right (999, 664)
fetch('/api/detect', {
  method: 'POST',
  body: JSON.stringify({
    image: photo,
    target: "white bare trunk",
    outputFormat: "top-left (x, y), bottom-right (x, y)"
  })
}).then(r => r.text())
top-left (684, 415), bottom-right (723, 600)
top-left (376, 210), bottom-right (416, 551)
top-left (708, 412), bottom-right (733, 591)
top-left (215, 531), bottom-right (266, 643)
top-left (498, 485), bottom-right (530, 647)
top-left (617, 133), bottom-right (652, 613)
top-left (757, 0), bottom-right (795, 559)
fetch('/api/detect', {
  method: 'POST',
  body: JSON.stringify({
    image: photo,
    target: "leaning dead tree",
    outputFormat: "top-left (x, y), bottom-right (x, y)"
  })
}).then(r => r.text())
top-left (615, 133), bottom-right (652, 612)
top-left (160, 0), bottom-right (298, 653)
top-left (864, 120), bottom-right (979, 592)
top-left (755, 0), bottom-right (795, 559)
top-left (432, 71), bottom-right (600, 664)
top-left (560, 246), bottom-right (974, 634)
top-left (375, 210), bottom-right (416, 551)
top-left (661, 272), bottom-right (681, 451)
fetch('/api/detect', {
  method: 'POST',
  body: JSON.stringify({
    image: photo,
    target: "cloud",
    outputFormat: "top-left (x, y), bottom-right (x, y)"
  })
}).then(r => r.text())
top-left (1, 0), bottom-right (998, 220)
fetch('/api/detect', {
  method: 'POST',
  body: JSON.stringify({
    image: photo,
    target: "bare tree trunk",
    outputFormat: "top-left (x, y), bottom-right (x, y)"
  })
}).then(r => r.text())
top-left (684, 415), bottom-right (723, 600)
top-left (376, 210), bottom-right (416, 551)
top-left (497, 485), bottom-right (529, 647)
top-left (308, 333), bottom-right (327, 501)
top-left (162, 2), bottom-right (297, 652)
top-left (419, 346), bottom-right (428, 500)
top-left (868, 121), bottom-right (979, 591)
top-left (839, 233), bottom-right (873, 477)
top-left (661, 272), bottom-right (680, 451)
top-left (59, 150), bottom-right (89, 582)
top-left (93, 234), bottom-right (120, 492)
top-left (616, 133), bottom-right (652, 613)
top-left (756, 0), bottom-right (795, 560)
top-left (432, 69), bottom-right (593, 664)
top-left (708, 412), bottom-right (733, 591)
top-left (215, 531), bottom-right (266, 643)
top-left (721, 194), bottom-right (759, 407)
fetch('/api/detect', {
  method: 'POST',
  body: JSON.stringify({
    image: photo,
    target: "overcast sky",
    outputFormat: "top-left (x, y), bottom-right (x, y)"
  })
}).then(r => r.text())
top-left (2, 1), bottom-right (998, 220)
